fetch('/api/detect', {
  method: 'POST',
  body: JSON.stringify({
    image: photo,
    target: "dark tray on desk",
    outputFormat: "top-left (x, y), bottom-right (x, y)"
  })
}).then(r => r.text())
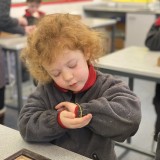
top-left (4, 148), bottom-right (51, 160)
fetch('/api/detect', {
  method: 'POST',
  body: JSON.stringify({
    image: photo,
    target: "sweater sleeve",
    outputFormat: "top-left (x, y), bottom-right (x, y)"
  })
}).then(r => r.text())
top-left (79, 73), bottom-right (141, 142)
top-left (18, 85), bottom-right (67, 142)
top-left (145, 24), bottom-right (160, 51)
top-left (0, 0), bottom-right (25, 35)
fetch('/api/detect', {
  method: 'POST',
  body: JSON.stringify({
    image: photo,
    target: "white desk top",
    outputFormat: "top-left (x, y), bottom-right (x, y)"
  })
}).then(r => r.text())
top-left (84, 3), bottom-right (160, 14)
top-left (0, 125), bottom-right (91, 160)
top-left (83, 17), bottom-right (116, 28)
top-left (0, 17), bottom-right (116, 50)
top-left (96, 46), bottom-right (160, 79)
top-left (0, 36), bottom-right (27, 50)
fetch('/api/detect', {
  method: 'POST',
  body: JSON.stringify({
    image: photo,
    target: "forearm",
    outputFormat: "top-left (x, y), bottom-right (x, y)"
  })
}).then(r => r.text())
top-left (18, 105), bottom-right (66, 142)
top-left (0, 17), bottom-right (25, 35)
top-left (80, 89), bottom-right (141, 142)
top-left (0, 0), bottom-right (25, 35)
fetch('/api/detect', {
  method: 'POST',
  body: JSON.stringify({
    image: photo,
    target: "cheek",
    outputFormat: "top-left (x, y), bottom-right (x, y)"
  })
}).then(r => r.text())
top-left (53, 77), bottom-right (65, 87)
top-left (75, 66), bottom-right (89, 80)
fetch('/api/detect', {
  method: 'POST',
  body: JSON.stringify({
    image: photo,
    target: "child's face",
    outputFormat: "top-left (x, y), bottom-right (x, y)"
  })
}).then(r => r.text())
top-left (27, 2), bottom-right (40, 14)
top-left (43, 49), bottom-right (89, 92)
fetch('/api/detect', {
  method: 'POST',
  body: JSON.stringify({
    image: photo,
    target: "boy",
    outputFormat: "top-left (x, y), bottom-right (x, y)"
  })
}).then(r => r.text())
top-left (24, 0), bottom-right (45, 25)
top-left (18, 13), bottom-right (141, 160)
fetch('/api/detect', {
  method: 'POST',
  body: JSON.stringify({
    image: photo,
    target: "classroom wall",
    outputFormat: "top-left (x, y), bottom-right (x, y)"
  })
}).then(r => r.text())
top-left (10, 0), bottom-right (102, 18)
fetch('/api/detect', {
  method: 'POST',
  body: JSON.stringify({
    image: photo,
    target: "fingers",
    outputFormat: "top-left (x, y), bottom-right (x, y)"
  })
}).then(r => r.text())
top-left (71, 114), bottom-right (92, 127)
top-left (57, 108), bottom-right (65, 112)
top-left (55, 102), bottom-right (76, 113)
top-left (62, 110), bottom-right (75, 119)
top-left (68, 114), bottom-right (92, 128)
top-left (60, 111), bottom-right (92, 129)
top-left (56, 102), bottom-right (92, 129)
top-left (70, 114), bottom-right (92, 125)
top-left (55, 102), bottom-right (68, 109)
top-left (18, 17), bottom-right (28, 26)
top-left (25, 26), bottom-right (35, 35)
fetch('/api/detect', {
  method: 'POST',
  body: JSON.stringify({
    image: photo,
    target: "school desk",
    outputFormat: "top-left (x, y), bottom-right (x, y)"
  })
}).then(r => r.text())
top-left (0, 124), bottom-right (91, 160)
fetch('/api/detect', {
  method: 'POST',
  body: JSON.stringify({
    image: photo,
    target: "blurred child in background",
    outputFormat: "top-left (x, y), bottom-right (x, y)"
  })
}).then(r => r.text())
top-left (145, 16), bottom-right (160, 141)
top-left (22, 0), bottom-right (45, 83)
top-left (24, 0), bottom-right (45, 25)
top-left (0, 0), bottom-right (34, 124)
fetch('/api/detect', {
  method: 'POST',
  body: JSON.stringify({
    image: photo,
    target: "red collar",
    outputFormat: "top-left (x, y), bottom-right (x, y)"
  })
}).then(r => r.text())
top-left (25, 9), bottom-right (33, 17)
top-left (25, 9), bottom-right (45, 17)
top-left (54, 64), bottom-right (96, 93)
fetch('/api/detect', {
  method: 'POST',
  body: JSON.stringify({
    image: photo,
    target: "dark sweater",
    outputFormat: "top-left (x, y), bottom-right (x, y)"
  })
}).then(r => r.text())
top-left (23, 9), bottom-right (45, 25)
top-left (145, 23), bottom-right (160, 51)
top-left (0, 0), bottom-right (25, 35)
top-left (0, 0), bottom-right (25, 88)
top-left (18, 71), bottom-right (141, 160)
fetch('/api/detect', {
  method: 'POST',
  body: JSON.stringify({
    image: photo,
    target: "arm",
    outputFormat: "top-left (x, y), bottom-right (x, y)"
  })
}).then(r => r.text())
top-left (18, 85), bottom-right (67, 142)
top-left (145, 18), bottom-right (160, 51)
top-left (0, 0), bottom-right (25, 34)
top-left (55, 73), bottom-right (141, 142)
top-left (80, 74), bottom-right (141, 142)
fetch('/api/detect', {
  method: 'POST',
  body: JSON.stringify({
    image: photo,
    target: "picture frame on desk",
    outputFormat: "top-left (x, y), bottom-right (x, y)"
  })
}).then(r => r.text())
top-left (4, 148), bottom-right (51, 160)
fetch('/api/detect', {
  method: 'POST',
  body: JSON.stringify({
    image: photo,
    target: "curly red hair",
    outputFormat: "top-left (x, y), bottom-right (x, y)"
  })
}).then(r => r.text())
top-left (21, 13), bottom-right (106, 84)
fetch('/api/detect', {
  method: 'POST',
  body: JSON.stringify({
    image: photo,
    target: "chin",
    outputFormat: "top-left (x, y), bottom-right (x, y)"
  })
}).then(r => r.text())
top-left (69, 86), bottom-right (82, 92)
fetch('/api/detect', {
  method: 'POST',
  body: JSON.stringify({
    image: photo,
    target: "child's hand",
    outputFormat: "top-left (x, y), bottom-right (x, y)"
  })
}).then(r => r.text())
top-left (25, 25), bottom-right (36, 35)
top-left (59, 110), bottom-right (92, 129)
top-left (56, 102), bottom-right (92, 128)
top-left (18, 17), bottom-right (28, 26)
top-left (55, 102), bottom-right (77, 113)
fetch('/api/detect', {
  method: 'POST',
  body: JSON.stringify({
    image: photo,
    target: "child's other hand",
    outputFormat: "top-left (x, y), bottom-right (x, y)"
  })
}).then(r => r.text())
top-left (18, 17), bottom-right (28, 26)
top-left (25, 25), bottom-right (36, 35)
top-left (56, 102), bottom-right (92, 128)
top-left (55, 102), bottom-right (77, 113)
top-left (60, 110), bottom-right (92, 129)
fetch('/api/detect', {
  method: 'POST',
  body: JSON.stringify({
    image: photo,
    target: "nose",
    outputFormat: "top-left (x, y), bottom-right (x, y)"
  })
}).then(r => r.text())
top-left (62, 70), bottom-right (73, 82)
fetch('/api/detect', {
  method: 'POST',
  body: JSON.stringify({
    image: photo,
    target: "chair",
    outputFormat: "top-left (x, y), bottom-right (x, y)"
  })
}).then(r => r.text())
top-left (155, 132), bottom-right (160, 160)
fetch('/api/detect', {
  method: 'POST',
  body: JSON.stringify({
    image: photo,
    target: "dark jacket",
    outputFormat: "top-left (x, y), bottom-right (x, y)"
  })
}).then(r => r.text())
top-left (18, 71), bottom-right (141, 160)
top-left (23, 9), bottom-right (45, 25)
top-left (145, 18), bottom-right (160, 141)
top-left (145, 23), bottom-right (160, 51)
top-left (0, 0), bottom-right (25, 35)
top-left (0, 0), bottom-right (25, 88)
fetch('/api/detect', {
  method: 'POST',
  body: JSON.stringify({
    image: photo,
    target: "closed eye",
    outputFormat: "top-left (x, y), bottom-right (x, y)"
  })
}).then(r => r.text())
top-left (69, 64), bottom-right (77, 68)
top-left (52, 71), bottom-right (61, 77)
top-left (68, 61), bottom-right (77, 68)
